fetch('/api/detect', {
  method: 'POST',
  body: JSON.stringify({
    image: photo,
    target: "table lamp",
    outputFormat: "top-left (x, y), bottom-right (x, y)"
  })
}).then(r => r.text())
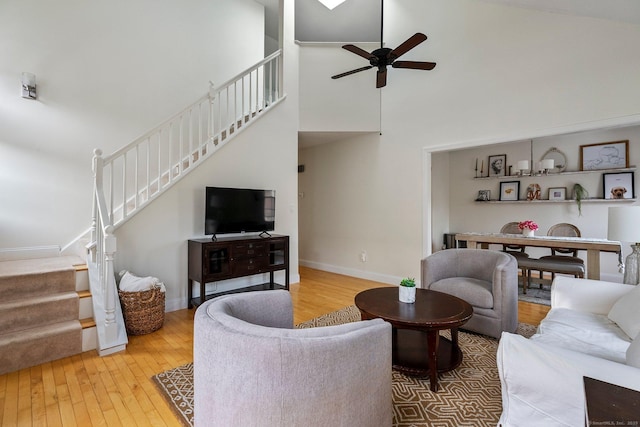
top-left (608, 206), bottom-right (640, 285)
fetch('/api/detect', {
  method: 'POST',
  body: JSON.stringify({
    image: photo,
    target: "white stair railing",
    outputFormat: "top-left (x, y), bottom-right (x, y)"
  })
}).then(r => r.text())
top-left (87, 51), bottom-right (284, 354)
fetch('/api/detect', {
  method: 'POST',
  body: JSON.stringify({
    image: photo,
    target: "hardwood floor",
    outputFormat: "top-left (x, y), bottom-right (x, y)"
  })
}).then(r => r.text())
top-left (0, 266), bottom-right (549, 426)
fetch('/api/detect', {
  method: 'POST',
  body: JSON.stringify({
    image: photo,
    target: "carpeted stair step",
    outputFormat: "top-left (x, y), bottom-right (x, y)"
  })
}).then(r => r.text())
top-left (0, 255), bottom-right (87, 374)
top-left (0, 320), bottom-right (82, 375)
top-left (0, 256), bottom-right (79, 302)
top-left (0, 291), bottom-right (79, 335)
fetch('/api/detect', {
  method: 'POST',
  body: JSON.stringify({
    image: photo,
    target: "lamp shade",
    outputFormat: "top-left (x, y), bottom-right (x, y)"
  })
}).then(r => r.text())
top-left (541, 159), bottom-right (554, 170)
top-left (608, 207), bottom-right (640, 243)
top-left (516, 160), bottom-right (529, 171)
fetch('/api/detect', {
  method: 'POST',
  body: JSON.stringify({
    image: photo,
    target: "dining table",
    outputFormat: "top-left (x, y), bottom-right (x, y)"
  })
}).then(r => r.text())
top-left (454, 232), bottom-right (622, 280)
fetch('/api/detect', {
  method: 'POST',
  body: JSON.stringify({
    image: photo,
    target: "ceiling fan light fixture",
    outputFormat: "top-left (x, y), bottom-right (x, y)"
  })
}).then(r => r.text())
top-left (317, 0), bottom-right (347, 10)
top-left (330, 0), bottom-right (436, 88)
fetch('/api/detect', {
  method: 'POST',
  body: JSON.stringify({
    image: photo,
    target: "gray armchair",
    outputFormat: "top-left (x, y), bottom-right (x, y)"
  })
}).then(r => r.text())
top-left (421, 249), bottom-right (518, 339)
top-left (194, 290), bottom-right (392, 427)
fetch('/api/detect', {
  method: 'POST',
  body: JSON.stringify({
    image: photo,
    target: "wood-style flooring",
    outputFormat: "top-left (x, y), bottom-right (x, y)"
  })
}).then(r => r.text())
top-left (0, 266), bottom-right (550, 426)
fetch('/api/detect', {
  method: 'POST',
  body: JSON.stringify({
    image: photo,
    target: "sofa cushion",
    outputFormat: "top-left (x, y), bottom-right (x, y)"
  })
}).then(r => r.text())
top-left (498, 333), bottom-right (640, 427)
top-left (627, 333), bottom-right (640, 368)
top-left (429, 277), bottom-right (493, 309)
top-left (608, 284), bottom-right (640, 340)
top-left (531, 308), bottom-right (630, 363)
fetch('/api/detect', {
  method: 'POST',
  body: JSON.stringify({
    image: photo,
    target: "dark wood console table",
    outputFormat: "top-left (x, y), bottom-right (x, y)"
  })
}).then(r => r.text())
top-left (187, 234), bottom-right (289, 308)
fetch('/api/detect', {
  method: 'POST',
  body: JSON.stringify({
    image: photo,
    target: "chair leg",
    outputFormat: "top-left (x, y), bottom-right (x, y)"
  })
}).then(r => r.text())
top-left (523, 268), bottom-right (529, 294)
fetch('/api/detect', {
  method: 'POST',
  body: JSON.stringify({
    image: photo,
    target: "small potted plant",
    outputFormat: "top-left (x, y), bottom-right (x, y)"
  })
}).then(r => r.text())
top-left (518, 220), bottom-right (539, 237)
top-left (399, 277), bottom-right (416, 303)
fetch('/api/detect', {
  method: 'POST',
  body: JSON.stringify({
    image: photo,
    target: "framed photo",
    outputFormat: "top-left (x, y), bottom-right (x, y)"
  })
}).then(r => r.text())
top-left (603, 172), bottom-right (635, 199)
top-left (488, 154), bottom-right (507, 177)
top-left (548, 187), bottom-right (567, 201)
top-left (476, 190), bottom-right (491, 201)
top-left (499, 181), bottom-right (520, 201)
top-left (580, 140), bottom-right (629, 171)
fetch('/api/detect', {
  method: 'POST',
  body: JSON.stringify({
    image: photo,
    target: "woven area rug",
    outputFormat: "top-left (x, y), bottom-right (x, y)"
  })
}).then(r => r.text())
top-left (152, 305), bottom-right (536, 427)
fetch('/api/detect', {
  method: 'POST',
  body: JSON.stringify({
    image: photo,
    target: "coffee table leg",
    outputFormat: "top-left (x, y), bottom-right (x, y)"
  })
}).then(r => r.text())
top-left (426, 331), bottom-right (440, 392)
top-left (451, 327), bottom-right (459, 347)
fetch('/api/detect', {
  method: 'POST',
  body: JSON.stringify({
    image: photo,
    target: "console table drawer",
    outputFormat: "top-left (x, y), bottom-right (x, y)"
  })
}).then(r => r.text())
top-left (232, 257), bottom-right (268, 274)
top-left (232, 242), bottom-right (268, 257)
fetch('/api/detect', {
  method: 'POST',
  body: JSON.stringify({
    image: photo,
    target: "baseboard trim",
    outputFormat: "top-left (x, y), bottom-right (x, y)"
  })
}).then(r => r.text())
top-left (0, 246), bottom-right (61, 261)
top-left (299, 259), bottom-right (404, 287)
top-left (164, 272), bottom-right (302, 313)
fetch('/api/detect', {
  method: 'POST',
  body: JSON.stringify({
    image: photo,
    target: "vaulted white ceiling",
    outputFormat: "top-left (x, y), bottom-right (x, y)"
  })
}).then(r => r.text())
top-left (479, 0), bottom-right (640, 25)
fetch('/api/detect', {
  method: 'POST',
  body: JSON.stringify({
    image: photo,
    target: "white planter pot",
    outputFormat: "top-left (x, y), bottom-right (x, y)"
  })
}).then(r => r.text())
top-left (523, 228), bottom-right (534, 237)
top-left (399, 286), bottom-right (416, 303)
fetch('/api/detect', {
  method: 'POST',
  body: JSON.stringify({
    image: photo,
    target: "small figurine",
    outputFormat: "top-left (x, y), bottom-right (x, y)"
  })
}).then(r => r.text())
top-left (527, 183), bottom-right (541, 201)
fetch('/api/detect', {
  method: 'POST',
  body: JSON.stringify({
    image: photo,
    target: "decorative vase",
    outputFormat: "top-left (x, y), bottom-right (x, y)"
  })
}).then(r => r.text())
top-left (399, 286), bottom-right (416, 303)
top-left (523, 228), bottom-right (534, 237)
top-left (623, 244), bottom-right (640, 285)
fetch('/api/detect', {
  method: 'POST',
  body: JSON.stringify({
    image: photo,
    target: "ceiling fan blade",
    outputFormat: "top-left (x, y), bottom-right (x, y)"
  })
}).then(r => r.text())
top-left (392, 61), bottom-right (436, 70)
top-left (342, 44), bottom-right (375, 60)
top-left (389, 33), bottom-right (427, 60)
top-left (376, 69), bottom-right (387, 88)
top-left (331, 66), bottom-right (373, 80)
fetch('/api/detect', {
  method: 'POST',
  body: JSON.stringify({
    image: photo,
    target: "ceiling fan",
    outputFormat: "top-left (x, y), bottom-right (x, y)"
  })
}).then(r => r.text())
top-left (331, 0), bottom-right (436, 88)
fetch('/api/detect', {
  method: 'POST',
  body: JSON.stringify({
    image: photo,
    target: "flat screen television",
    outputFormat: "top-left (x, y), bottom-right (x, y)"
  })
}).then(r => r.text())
top-left (205, 187), bottom-right (275, 236)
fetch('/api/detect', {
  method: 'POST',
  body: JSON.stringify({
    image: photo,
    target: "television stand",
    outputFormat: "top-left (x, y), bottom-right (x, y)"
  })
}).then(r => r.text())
top-left (187, 234), bottom-right (289, 308)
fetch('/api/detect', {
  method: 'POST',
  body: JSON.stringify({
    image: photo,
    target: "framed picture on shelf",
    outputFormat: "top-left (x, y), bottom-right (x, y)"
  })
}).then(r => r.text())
top-left (499, 181), bottom-right (520, 201)
top-left (548, 187), bottom-right (567, 201)
top-left (476, 190), bottom-right (491, 201)
top-left (488, 154), bottom-right (507, 177)
top-left (603, 172), bottom-right (635, 199)
top-left (580, 140), bottom-right (629, 171)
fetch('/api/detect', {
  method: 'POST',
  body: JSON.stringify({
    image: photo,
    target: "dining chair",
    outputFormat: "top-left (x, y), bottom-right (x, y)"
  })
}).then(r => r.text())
top-left (522, 223), bottom-right (585, 292)
top-left (500, 222), bottom-right (530, 287)
top-left (500, 222), bottom-right (530, 259)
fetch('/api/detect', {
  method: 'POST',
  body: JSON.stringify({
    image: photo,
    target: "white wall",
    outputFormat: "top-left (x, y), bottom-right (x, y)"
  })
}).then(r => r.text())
top-left (0, 0), bottom-right (265, 248)
top-left (298, 0), bottom-right (640, 284)
top-left (298, 43), bottom-right (380, 132)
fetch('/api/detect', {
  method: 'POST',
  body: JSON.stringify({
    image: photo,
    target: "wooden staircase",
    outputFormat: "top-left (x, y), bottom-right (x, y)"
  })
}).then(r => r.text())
top-left (0, 256), bottom-right (96, 375)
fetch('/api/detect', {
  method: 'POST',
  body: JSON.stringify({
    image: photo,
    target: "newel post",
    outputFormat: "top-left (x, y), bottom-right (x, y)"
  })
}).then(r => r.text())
top-left (103, 224), bottom-right (118, 343)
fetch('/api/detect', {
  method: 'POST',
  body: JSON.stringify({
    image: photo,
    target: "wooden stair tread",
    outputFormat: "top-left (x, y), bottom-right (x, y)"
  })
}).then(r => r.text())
top-left (80, 318), bottom-right (96, 329)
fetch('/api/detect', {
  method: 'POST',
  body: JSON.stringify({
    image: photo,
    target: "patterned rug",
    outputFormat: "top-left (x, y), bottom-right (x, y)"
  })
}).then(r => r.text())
top-left (518, 284), bottom-right (551, 306)
top-left (152, 305), bottom-right (536, 427)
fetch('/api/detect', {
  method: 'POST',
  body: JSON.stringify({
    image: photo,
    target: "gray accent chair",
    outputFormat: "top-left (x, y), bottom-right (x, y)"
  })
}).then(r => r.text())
top-left (193, 290), bottom-right (392, 427)
top-left (421, 249), bottom-right (518, 339)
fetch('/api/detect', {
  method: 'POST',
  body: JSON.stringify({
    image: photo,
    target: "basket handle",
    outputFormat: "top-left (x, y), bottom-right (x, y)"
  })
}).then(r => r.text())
top-left (135, 288), bottom-right (163, 304)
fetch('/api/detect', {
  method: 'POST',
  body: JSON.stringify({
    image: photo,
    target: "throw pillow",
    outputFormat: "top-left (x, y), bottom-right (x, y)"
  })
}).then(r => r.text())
top-left (608, 285), bottom-right (640, 340)
top-left (627, 333), bottom-right (640, 368)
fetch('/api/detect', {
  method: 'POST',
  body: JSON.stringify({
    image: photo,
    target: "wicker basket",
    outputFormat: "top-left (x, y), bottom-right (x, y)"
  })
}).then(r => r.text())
top-left (119, 287), bottom-right (165, 335)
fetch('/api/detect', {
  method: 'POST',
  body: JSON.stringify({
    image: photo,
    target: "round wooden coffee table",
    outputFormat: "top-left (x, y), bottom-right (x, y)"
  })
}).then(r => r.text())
top-left (355, 287), bottom-right (473, 392)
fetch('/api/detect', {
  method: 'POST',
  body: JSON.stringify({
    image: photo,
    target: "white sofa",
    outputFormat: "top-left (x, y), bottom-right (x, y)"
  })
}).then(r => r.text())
top-left (497, 276), bottom-right (640, 426)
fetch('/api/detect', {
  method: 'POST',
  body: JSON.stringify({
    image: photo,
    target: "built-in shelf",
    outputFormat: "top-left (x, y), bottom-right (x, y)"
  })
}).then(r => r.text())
top-left (476, 198), bottom-right (637, 204)
top-left (474, 166), bottom-right (636, 180)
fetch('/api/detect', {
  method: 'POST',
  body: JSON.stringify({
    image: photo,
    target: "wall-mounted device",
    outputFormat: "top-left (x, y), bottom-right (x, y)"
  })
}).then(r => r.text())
top-left (21, 72), bottom-right (36, 99)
